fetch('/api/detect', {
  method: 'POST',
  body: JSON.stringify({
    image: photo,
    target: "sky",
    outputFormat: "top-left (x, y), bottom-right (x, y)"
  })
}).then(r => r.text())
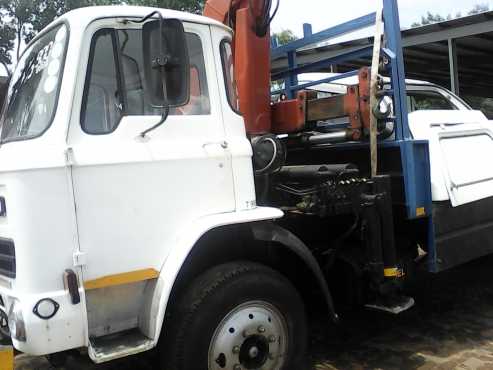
top-left (271, 0), bottom-right (493, 35)
top-left (2, 0), bottom-right (491, 77)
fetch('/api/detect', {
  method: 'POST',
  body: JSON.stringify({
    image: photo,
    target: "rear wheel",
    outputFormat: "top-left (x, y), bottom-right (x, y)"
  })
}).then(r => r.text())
top-left (160, 261), bottom-right (307, 370)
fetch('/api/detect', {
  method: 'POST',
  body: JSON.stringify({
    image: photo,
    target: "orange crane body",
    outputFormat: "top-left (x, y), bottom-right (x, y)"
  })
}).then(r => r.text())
top-left (204, 0), bottom-right (372, 138)
top-left (204, 0), bottom-right (273, 134)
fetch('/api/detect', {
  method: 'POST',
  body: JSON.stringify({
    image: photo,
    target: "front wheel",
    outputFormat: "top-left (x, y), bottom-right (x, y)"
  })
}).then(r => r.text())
top-left (160, 261), bottom-right (307, 370)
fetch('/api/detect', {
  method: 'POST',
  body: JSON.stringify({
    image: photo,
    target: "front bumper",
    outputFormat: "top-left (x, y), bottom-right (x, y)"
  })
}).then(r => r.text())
top-left (0, 285), bottom-right (87, 356)
top-left (0, 345), bottom-right (13, 370)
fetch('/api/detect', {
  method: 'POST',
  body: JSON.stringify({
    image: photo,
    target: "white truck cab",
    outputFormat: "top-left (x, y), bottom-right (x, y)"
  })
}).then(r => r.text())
top-left (0, 6), bottom-right (282, 364)
top-left (3, 3), bottom-right (493, 370)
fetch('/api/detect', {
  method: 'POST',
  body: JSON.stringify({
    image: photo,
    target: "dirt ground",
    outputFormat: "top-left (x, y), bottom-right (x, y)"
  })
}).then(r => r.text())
top-left (13, 255), bottom-right (493, 370)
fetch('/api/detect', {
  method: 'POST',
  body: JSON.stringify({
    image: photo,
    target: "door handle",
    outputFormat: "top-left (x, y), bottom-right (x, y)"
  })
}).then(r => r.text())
top-left (65, 147), bottom-right (75, 165)
top-left (202, 141), bottom-right (228, 149)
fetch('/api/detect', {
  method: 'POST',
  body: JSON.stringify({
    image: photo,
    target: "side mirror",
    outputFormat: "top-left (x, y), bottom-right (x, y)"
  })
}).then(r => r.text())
top-left (143, 18), bottom-right (190, 108)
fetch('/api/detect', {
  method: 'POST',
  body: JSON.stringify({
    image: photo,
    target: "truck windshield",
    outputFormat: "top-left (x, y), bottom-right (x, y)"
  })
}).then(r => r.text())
top-left (0, 24), bottom-right (67, 143)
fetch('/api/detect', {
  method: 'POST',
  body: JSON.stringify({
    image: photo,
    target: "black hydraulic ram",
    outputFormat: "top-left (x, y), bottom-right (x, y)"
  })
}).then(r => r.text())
top-left (361, 175), bottom-right (402, 295)
top-left (276, 164), bottom-right (358, 181)
top-left (360, 192), bottom-right (384, 288)
top-left (374, 176), bottom-right (399, 278)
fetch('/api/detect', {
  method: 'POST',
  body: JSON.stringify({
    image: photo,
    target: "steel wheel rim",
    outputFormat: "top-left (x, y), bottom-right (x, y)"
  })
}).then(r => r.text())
top-left (208, 300), bottom-right (288, 370)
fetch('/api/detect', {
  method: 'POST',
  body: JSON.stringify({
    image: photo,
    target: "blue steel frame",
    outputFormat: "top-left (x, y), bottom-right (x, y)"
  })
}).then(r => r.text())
top-left (271, 0), bottom-right (437, 271)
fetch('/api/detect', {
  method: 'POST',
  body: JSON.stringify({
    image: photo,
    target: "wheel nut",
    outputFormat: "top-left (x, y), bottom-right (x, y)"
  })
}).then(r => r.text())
top-left (268, 335), bottom-right (276, 343)
top-left (232, 345), bottom-right (240, 354)
top-left (258, 325), bottom-right (266, 333)
top-left (234, 364), bottom-right (242, 370)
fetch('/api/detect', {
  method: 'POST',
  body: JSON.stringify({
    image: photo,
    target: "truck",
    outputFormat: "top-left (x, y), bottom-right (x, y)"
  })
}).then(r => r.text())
top-left (296, 73), bottom-right (479, 114)
top-left (1, 0), bottom-right (493, 369)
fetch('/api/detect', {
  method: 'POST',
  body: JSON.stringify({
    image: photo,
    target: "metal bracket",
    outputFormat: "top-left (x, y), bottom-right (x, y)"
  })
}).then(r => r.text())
top-left (65, 147), bottom-right (75, 166)
top-left (73, 251), bottom-right (87, 267)
top-left (381, 47), bottom-right (396, 60)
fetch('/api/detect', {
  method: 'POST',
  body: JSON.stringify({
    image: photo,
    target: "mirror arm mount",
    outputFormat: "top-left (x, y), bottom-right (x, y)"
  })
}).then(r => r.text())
top-left (140, 71), bottom-right (170, 138)
top-left (129, 11), bottom-right (171, 138)
top-left (127, 10), bottom-right (163, 25)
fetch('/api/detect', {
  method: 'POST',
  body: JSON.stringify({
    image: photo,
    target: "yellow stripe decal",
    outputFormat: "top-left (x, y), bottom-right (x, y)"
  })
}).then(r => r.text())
top-left (384, 267), bottom-right (403, 278)
top-left (84, 268), bottom-right (159, 290)
top-left (0, 346), bottom-right (14, 370)
top-left (416, 207), bottom-right (426, 217)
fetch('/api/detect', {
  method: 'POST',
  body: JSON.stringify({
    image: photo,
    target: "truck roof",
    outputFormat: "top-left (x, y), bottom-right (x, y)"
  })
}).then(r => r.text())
top-left (26, 5), bottom-right (230, 51)
top-left (65, 5), bottom-right (227, 28)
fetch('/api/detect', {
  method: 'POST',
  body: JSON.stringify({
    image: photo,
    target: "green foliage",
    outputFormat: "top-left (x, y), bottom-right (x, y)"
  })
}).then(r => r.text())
top-left (0, 15), bottom-right (14, 75)
top-left (126, 0), bottom-right (205, 14)
top-left (411, 12), bottom-right (445, 28)
top-left (272, 29), bottom-right (297, 46)
top-left (411, 3), bottom-right (491, 28)
top-left (468, 3), bottom-right (490, 15)
top-left (0, 0), bottom-right (34, 62)
top-left (0, 0), bottom-right (204, 75)
top-left (270, 29), bottom-right (297, 92)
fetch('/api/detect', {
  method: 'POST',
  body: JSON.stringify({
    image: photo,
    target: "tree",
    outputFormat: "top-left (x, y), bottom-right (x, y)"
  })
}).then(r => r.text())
top-left (468, 4), bottom-right (490, 15)
top-left (272, 29), bottom-right (297, 46)
top-left (411, 3), bottom-right (491, 28)
top-left (411, 12), bottom-right (445, 28)
top-left (0, 0), bottom-right (35, 62)
top-left (126, 0), bottom-right (205, 14)
top-left (270, 30), bottom-right (297, 93)
top-left (0, 0), bottom-right (86, 68)
top-left (0, 17), bottom-right (14, 76)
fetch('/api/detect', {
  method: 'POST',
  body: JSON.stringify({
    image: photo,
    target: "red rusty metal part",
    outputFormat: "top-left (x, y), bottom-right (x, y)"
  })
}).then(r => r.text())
top-left (357, 67), bottom-right (371, 131)
top-left (204, 0), bottom-right (272, 134)
top-left (271, 91), bottom-right (309, 134)
top-left (343, 67), bottom-right (371, 141)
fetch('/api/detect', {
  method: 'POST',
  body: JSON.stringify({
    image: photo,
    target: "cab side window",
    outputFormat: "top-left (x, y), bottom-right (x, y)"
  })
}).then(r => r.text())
top-left (81, 27), bottom-right (210, 135)
top-left (81, 29), bottom-right (123, 134)
top-left (175, 33), bottom-right (210, 115)
top-left (406, 90), bottom-right (457, 112)
top-left (220, 40), bottom-right (239, 113)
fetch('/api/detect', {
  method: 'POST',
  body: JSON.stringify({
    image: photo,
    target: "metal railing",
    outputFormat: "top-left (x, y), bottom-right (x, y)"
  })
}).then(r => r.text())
top-left (270, 0), bottom-right (433, 223)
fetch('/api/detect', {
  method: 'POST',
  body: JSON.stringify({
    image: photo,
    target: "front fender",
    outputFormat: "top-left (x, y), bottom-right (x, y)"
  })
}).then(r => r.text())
top-left (251, 222), bottom-right (338, 323)
top-left (147, 207), bottom-right (283, 343)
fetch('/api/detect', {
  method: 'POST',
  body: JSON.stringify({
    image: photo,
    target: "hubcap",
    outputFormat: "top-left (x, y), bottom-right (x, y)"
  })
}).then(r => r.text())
top-left (208, 301), bottom-right (288, 370)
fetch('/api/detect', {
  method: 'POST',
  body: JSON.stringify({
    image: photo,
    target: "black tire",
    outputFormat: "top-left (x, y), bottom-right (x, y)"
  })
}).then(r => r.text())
top-left (159, 261), bottom-right (307, 370)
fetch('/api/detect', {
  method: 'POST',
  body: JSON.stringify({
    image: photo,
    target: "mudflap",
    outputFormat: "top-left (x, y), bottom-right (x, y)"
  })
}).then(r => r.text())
top-left (0, 345), bottom-right (14, 370)
top-left (433, 196), bottom-right (493, 271)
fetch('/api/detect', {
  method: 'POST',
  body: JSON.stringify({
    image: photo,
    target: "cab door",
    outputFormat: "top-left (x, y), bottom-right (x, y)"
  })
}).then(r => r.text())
top-left (142, 22), bottom-right (237, 228)
top-left (67, 20), bottom-right (235, 291)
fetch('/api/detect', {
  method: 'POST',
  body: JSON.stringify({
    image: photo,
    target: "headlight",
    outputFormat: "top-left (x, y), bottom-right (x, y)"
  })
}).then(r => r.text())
top-left (8, 299), bottom-right (26, 342)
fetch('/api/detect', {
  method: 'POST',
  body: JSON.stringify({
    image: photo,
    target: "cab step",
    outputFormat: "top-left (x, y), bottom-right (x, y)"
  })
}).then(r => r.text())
top-left (89, 328), bottom-right (154, 364)
top-left (365, 295), bottom-right (415, 315)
